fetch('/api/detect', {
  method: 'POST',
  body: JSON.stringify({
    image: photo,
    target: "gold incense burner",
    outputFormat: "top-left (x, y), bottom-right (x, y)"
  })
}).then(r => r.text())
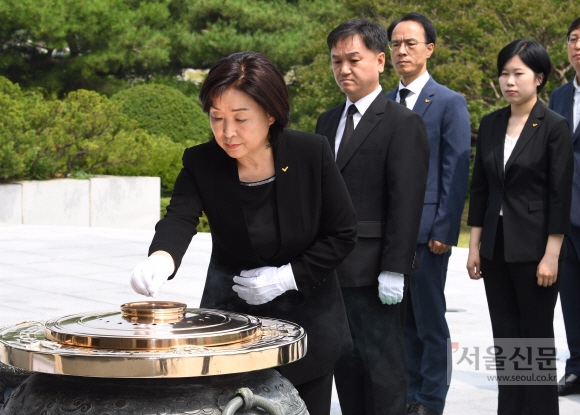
top-left (0, 301), bottom-right (306, 378)
top-left (0, 302), bottom-right (308, 414)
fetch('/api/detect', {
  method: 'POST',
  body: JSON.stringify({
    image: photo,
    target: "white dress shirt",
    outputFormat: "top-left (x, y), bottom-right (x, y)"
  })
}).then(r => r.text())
top-left (500, 133), bottom-right (519, 216)
top-left (573, 75), bottom-right (580, 133)
top-left (397, 71), bottom-right (431, 110)
top-left (334, 86), bottom-right (383, 156)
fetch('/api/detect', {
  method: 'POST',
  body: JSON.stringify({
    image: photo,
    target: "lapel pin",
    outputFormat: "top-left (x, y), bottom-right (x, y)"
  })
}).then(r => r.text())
top-left (532, 123), bottom-right (538, 127)
top-left (425, 99), bottom-right (430, 103)
top-left (282, 166), bottom-right (289, 172)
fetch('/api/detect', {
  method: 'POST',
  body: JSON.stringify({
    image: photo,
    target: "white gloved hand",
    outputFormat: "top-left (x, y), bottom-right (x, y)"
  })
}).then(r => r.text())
top-left (378, 271), bottom-right (405, 305)
top-left (130, 255), bottom-right (175, 297)
top-left (232, 264), bottom-right (297, 305)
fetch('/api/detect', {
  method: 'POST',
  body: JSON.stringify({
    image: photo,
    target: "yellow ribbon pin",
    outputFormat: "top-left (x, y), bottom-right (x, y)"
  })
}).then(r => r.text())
top-left (425, 99), bottom-right (430, 103)
top-left (533, 123), bottom-right (538, 127)
top-left (282, 166), bottom-right (289, 172)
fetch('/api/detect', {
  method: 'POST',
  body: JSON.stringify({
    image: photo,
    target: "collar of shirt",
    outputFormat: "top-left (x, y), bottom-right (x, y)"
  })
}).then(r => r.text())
top-left (397, 71), bottom-right (430, 110)
top-left (344, 85), bottom-right (383, 123)
top-left (334, 86), bottom-right (383, 155)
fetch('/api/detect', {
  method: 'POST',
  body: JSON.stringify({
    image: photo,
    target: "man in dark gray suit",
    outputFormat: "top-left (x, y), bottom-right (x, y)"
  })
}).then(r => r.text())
top-left (386, 13), bottom-right (471, 415)
top-left (316, 18), bottom-right (429, 415)
top-left (548, 16), bottom-right (580, 397)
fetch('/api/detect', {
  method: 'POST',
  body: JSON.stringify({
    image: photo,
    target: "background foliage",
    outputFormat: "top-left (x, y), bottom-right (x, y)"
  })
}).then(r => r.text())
top-left (2, 0), bottom-right (577, 134)
top-left (0, 76), bottom-right (202, 195)
top-left (1, 0), bottom-right (579, 233)
top-left (112, 83), bottom-right (211, 145)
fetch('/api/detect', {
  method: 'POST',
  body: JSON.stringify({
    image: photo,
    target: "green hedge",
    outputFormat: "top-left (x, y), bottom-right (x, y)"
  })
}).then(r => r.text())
top-left (112, 84), bottom-right (211, 145)
top-left (0, 77), bottom-right (201, 196)
top-left (0, 77), bottom-right (156, 182)
top-left (0, 78), bottom-right (38, 180)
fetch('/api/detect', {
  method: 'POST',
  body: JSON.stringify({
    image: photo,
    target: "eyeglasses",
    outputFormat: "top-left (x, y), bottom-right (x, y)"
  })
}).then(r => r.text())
top-left (388, 39), bottom-right (430, 51)
top-left (567, 36), bottom-right (580, 46)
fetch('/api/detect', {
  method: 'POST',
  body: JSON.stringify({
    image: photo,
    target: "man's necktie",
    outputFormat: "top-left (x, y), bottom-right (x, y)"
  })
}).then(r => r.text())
top-left (338, 104), bottom-right (358, 155)
top-left (399, 88), bottom-right (411, 107)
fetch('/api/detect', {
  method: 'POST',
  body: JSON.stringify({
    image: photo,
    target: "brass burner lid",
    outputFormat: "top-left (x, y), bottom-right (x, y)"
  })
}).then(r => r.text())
top-left (0, 302), bottom-right (306, 378)
top-left (44, 302), bottom-right (261, 350)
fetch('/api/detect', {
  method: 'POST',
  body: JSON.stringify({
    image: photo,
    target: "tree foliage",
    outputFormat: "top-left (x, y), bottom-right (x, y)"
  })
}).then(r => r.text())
top-left (31, 89), bottom-right (157, 178)
top-left (0, 0), bottom-right (174, 95)
top-left (112, 83), bottom-right (211, 145)
top-left (0, 76), bottom-right (188, 193)
top-left (0, 0), bottom-right (344, 95)
top-left (0, 0), bottom-right (578, 143)
top-left (0, 78), bottom-right (40, 180)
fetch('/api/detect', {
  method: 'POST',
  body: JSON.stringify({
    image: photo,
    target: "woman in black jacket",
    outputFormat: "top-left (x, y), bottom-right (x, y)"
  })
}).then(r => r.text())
top-left (129, 51), bottom-right (357, 415)
top-left (467, 40), bottom-right (574, 415)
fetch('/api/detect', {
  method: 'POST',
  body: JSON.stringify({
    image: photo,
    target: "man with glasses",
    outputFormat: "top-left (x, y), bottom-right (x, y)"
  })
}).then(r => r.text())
top-left (548, 16), bottom-right (580, 397)
top-left (316, 18), bottom-right (429, 414)
top-left (386, 13), bottom-right (471, 415)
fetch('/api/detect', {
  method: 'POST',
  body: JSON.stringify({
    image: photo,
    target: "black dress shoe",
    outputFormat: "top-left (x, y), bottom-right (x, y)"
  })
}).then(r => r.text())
top-left (558, 373), bottom-right (580, 396)
top-left (407, 402), bottom-right (441, 415)
top-left (407, 402), bottom-right (419, 414)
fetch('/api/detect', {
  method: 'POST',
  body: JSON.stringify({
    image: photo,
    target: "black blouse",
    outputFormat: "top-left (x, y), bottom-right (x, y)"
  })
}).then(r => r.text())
top-left (240, 176), bottom-right (281, 261)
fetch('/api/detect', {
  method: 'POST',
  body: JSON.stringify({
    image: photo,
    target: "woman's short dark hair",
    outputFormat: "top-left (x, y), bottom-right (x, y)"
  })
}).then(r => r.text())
top-left (497, 39), bottom-right (551, 93)
top-left (199, 51), bottom-right (289, 145)
top-left (387, 12), bottom-right (437, 45)
top-left (327, 19), bottom-right (388, 53)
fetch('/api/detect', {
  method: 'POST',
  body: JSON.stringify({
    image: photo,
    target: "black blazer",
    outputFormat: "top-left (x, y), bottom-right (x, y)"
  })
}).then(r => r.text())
top-left (468, 101), bottom-right (574, 262)
top-left (149, 129), bottom-right (358, 385)
top-left (316, 93), bottom-right (429, 286)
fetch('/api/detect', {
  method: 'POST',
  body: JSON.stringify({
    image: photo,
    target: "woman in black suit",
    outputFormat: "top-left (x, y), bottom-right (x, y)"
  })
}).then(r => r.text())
top-left (467, 40), bottom-right (574, 415)
top-left (129, 51), bottom-right (357, 415)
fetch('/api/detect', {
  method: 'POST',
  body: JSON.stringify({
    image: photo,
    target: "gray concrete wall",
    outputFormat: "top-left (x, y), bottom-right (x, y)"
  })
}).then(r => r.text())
top-left (0, 176), bottom-right (159, 229)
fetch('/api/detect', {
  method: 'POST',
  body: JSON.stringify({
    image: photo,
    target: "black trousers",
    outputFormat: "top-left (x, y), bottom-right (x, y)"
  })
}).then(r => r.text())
top-left (294, 370), bottom-right (335, 415)
top-left (481, 218), bottom-right (560, 415)
top-left (335, 284), bottom-right (408, 415)
top-left (560, 226), bottom-right (580, 376)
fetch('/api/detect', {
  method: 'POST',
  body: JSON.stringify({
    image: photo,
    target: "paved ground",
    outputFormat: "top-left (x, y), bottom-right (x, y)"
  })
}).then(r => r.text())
top-left (1, 224), bottom-right (579, 414)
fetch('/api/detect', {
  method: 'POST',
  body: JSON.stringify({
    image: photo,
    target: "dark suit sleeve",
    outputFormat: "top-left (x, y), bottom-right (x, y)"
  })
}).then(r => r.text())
top-left (148, 149), bottom-right (202, 277)
top-left (547, 116), bottom-right (574, 234)
top-left (468, 120), bottom-right (489, 227)
top-left (430, 93), bottom-right (471, 245)
top-left (381, 111), bottom-right (429, 275)
top-left (290, 138), bottom-right (358, 296)
top-left (548, 87), bottom-right (561, 110)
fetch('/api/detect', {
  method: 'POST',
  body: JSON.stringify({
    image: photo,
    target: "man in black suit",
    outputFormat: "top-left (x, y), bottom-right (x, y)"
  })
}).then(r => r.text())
top-left (316, 19), bottom-right (429, 415)
top-left (549, 16), bottom-right (580, 397)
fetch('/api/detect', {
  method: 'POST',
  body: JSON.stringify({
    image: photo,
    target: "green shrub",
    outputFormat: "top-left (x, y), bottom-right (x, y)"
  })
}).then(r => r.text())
top-left (103, 133), bottom-right (184, 195)
top-left (0, 77), bottom-right (34, 181)
top-left (112, 84), bottom-right (211, 145)
top-left (30, 89), bottom-right (155, 179)
top-left (1, 76), bottom-right (160, 182)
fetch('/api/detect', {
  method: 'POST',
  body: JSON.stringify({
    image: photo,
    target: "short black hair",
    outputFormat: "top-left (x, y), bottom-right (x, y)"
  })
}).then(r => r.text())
top-left (387, 12), bottom-right (437, 45)
top-left (567, 17), bottom-right (580, 38)
top-left (327, 19), bottom-right (388, 54)
top-left (497, 39), bottom-right (551, 93)
top-left (199, 51), bottom-right (289, 145)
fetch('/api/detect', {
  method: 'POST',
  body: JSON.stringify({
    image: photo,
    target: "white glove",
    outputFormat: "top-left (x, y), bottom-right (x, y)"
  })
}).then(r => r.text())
top-left (378, 271), bottom-right (405, 305)
top-left (232, 264), bottom-right (297, 305)
top-left (130, 255), bottom-right (174, 297)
